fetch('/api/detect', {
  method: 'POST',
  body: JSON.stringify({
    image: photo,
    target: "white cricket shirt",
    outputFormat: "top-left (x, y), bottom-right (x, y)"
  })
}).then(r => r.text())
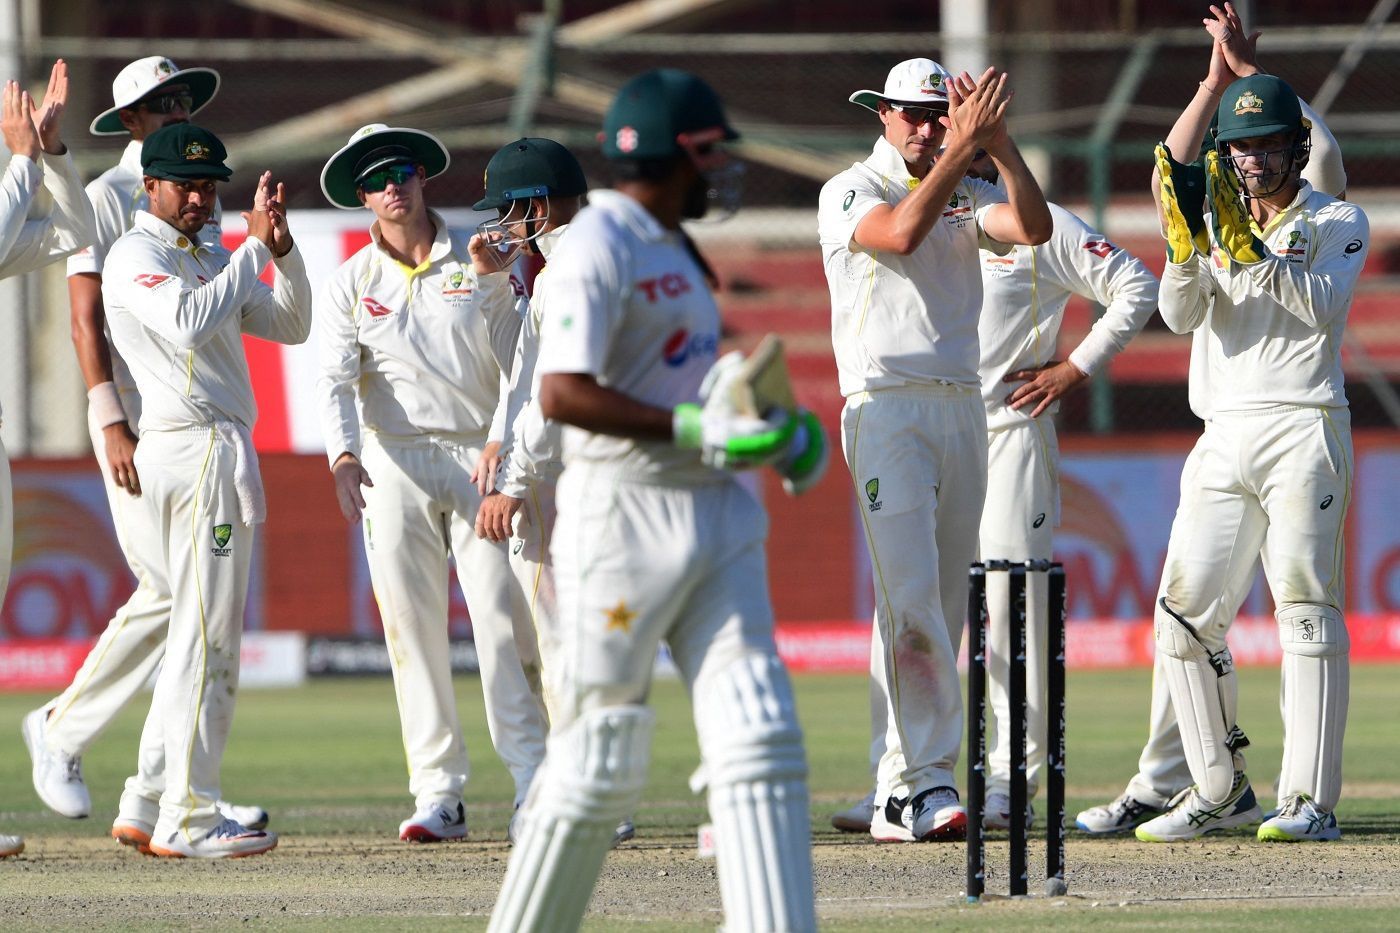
top-left (818, 136), bottom-right (1008, 395)
top-left (1159, 181), bottom-right (1368, 417)
top-left (979, 202), bottom-right (1158, 430)
top-left (316, 210), bottom-right (521, 464)
top-left (536, 189), bottom-right (720, 483)
top-left (103, 210), bottom-right (311, 432)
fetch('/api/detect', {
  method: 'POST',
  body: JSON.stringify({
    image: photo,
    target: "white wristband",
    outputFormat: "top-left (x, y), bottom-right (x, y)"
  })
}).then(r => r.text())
top-left (87, 381), bottom-right (127, 429)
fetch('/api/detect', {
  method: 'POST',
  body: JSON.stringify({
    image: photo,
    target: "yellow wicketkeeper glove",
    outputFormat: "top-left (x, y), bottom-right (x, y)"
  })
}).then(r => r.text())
top-left (1205, 149), bottom-right (1268, 266)
top-left (1154, 143), bottom-right (1209, 264)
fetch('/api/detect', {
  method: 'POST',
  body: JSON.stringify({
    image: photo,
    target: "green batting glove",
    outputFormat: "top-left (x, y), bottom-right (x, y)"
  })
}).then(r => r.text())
top-left (779, 409), bottom-right (829, 496)
top-left (1154, 142), bottom-right (1209, 264)
top-left (673, 403), bottom-right (798, 470)
top-left (1205, 149), bottom-right (1268, 266)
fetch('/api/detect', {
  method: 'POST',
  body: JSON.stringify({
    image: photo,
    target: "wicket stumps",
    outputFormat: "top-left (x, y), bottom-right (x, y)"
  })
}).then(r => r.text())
top-left (966, 559), bottom-right (1067, 901)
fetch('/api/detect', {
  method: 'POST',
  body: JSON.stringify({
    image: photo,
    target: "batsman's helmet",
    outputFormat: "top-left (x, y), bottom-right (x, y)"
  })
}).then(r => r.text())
top-left (601, 69), bottom-right (739, 161)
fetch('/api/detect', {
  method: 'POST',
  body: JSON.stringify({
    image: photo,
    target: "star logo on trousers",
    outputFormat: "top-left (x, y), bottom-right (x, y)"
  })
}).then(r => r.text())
top-left (604, 600), bottom-right (636, 633)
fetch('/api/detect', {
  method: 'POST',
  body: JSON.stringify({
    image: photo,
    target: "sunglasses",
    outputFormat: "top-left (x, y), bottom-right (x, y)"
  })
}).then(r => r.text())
top-left (358, 163), bottom-right (418, 193)
top-left (888, 102), bottom-right (944, 126)
top-left (139, 93), bottom-right (193, 115)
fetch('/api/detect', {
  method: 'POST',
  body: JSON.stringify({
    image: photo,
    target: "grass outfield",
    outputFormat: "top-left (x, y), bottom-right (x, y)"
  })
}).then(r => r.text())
top-left (2, 665), bottom-right (1399, 929)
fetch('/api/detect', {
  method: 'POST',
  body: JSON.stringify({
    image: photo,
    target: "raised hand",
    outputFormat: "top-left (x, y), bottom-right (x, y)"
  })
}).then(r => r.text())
top-left (942, 67), bottom-right (1012, 152)
top-left (467, 229), bottom-right (517, 275)
top-left (265, 179), bottom-right (294, 257)
top-left (1, 80), bottom-right (40, 161)
top-left (242, 171), bottom-right (276, 251)
top-left (1206, 2), bottom-right (1261, 80)
top-left (31, 59), bottom-right (68, 155)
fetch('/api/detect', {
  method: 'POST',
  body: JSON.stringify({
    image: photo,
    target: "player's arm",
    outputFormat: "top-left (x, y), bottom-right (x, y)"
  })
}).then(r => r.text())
top-left (1299, 98), bottom-right (1346, 199)
top-left (238, 176), bottom-right (312, 345)
top-left (70, 271), bottom-right (140, 495)
top-left (951, 69), bottom-right (1051, 248)
top-left (314, 271), bottom-right (372, 524)
top-left (1247, 206), bottom-right (1368, 329)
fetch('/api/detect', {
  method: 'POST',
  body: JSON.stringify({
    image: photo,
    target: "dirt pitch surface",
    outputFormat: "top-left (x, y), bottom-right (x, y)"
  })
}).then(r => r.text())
top-left (5, 816), bottom-right (1400, 931)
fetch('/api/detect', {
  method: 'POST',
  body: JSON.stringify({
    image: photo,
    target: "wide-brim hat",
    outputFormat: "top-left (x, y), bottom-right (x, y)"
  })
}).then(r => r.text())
top-left (319, 123), bottom-right (450, 209)
top-left (91, 56), bottom-right (219, 136)
top-left (850, 58), bottom-right (953, 114)
top-left (473, 137), bottom-right (588, 211)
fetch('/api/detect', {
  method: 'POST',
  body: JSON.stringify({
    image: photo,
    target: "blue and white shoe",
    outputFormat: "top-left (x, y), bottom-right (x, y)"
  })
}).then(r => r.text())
top-left (1135, 772), bottom-right (1262, 842)
top-left (1076, 790), bottom-right (1166, 835)
top-left (1258, 794), bottom-right (1340, 842)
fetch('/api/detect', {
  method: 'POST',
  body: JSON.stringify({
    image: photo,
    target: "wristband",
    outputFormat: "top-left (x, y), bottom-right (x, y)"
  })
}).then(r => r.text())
top-left (87, 381), bottom-right (127, 429)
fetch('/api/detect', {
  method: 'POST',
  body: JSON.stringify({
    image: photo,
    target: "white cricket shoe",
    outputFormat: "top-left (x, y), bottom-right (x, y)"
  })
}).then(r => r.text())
top-left (149, 819), bottom-right (278, 859)
top-left (399, 801), bottom-right (468, 842)
top-left (1135, 773), bottom-right (1262, 842)
top-left (1257, 794), bottom-right (1341, 842)
top-left (983, 791), bottom-right (1035, 831)
top-left (218, 800), bottom-right (270, 830)
top-left (22, 708), bottom-right (91, 819)
top-left (612, 818), bottom-right (636, 847)
top-left (111, 789), bottom-right (158, 853)
top-left (831, 789), bottom-right (877, 833)
top-left (911, 787), bottom-right (967, 841)
top-left (0, 834), bottom-right (23, 858)
top-left (1076, 790), bottom-right (1167, 835)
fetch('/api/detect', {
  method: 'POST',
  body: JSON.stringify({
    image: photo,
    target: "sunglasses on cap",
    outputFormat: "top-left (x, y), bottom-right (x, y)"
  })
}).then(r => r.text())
top-left (139, 92), bottom-right (193, 115)
top-left (358, 163), bottom-right (418, 193)
top-left (888, 102), bottom-right (944, 126)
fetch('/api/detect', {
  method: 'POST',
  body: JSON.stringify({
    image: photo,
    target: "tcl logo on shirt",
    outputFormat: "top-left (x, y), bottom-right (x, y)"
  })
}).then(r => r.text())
top-left (362, 296), bottom-right (394, 318)
top-left (133, 273), bottom-right (171, 288)
top-left (662, 328), bottom-right (719, 367)
top-left (636, 273), bottom-right (693, 303)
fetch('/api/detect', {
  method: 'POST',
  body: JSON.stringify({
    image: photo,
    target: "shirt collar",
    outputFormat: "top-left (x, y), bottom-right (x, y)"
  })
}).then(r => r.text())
top-left (587, 189), bottom-right (672, 244)
top-left (866, 136), bottom-right (920, 188)
top-left (535, 223), bottom-right (568, 260)
top-left (120, 139), bottom-right (144, 177)
top-left (132, 209), bottom-right (211, 254)
top-left (369, 208), bottom-right (453, 269)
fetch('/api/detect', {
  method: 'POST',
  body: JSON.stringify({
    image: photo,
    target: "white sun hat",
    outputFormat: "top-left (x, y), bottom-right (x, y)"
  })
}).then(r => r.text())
top-left (90, 56), bottom-right (219, 136)
top-left (849, 58), bottom-right (954, 114)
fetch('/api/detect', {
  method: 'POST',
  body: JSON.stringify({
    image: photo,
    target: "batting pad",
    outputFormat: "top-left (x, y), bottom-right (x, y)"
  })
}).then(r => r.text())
top-left (1277, 604), bottom-right (1350, 811)
top-left (1155, 598), bottom-right (1242, 804)
top-left (487, 706), bottom-right (654, 933)
top-left (696, 653), bottom-right (816, 933)
top-left (730, 334), bottom-right (797, 418)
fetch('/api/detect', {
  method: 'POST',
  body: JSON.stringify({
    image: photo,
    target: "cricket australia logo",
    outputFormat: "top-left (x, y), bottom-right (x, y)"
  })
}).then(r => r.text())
top-left (211, 523), bottom-right (233, 557)
top-left (865, 477), bottom-right (882, 512)
top-left (1233, 91), bottom-right (1264, 116)
top-left (442, 269), bottom-right (472, 298)
top-left (183, 141), bottom-right (210, 161)
top-left (920, 73), bottom-right (945, 95)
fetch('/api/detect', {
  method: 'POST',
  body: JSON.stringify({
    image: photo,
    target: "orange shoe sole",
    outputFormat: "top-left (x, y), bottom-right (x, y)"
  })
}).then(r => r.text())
top-left (149, 838), bottom-right (278, 859)
top-left (112, 825), bottom-right (153, 855)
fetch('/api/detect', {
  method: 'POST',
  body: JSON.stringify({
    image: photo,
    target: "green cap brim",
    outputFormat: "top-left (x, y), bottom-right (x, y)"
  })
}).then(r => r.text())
top-left (320, 127), bottom-right (449, 210)
top-left (145, 164), bottom-right (232, 182)
top-left (90, 69), bottom-right (220, 137)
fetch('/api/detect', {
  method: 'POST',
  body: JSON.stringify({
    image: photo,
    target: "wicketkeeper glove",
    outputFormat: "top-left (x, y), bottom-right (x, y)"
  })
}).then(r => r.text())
top-left (674, 351), bottom-right (797, 470)
top-left (777, 409), bottom-right (829, 496)
top-left (1205, 149), bottom-right (1268, 266)
top-left (1154, 142), bottom-right (1209, 264)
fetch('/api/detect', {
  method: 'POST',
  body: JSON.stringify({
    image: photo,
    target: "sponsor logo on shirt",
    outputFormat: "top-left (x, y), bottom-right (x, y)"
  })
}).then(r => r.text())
top-left (636, 272), bottom-right (693, 303)
top-left (362, 296), bottom-right (394, 318)
top-left (843, 189), bottom-right (856, 211)
top-left (1084, 240), bottom-right (1116, 258)
top-left (211, 523), bottom-right (233, 557)
top-left (133, 273), bottom-right (172, 289)
top-left (942, 192), bottom-right (972, 228)
top-left (662, 328), bottom-right (719, 367)
top-left (1344, 239), bottom-right (1364, 258)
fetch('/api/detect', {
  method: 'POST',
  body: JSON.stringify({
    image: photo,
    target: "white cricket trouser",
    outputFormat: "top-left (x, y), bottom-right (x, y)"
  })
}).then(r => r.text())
top-left (360, 434), bottom-right (547, 808)
top-left (0, 433), bottom-right (10, 606)
top-left (1153, 406), bottom-right (1352, 810)
top-left (135, 427), bottom-right (254, 838)
top-left (508, 475), bottom-right (559, 722)
top-left (980, 418), bottom-right (1059, 799)
top-left (842, 385), bottom-right (987, 803)
top-left (44, 398), bottom-right (173, 810)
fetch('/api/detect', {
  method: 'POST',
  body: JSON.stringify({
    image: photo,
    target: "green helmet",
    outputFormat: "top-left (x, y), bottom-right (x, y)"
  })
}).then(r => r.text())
top-left (473, 138), bottom-right (587, 212)
top-left (601, 69), bottom-right (739, 161)
top-left (1214, 75), bottom-right (1304, 143)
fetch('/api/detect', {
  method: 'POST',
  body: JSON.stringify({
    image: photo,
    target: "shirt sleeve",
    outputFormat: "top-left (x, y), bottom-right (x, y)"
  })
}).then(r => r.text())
top-left (476, 267), bottom-right (525, 443)
top-left (239, 243), bottom-right (313, 345)
top-left (106, 234), bottom-right (272, 350)
top-left (817, 168), bottom-right (885, 252)
top-left (0, 150), bottom-right (100, 275)
top-left (1299, 98), bottom-right (1346, 199)
top-left (536, 215), bottom-right (625, 378)
top-left (1245, 202), bottom-right (1368, 330)
top-left (0, 155), bottom-right (41, 275)
top-left (1158, 251), bottom-right (1213, 335)
top-left (67, 175), bottom-right (130, 277)
top-left (314, 264), bottom-right (364, 466)
top-left (1035, 207), bottom-right (1159, 375)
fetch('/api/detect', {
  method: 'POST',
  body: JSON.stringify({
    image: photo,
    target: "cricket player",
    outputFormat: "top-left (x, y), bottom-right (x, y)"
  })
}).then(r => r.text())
top-left (1078, 5), bottom-right (1353, 837)
top-left (488, 69), bottom-right (826, 933)
top-left (22, 54), bottom-right (267, 847)
top-left (101, 122), bottom-right (311, 857)
top-left (0, 60), bottom-right (98, 863)
top-left (1123, 65), bottom-right (1366, 842)
top-left (316, 124), bottom-right (547, 842)
top-left (818, 58), bottom-right (1050, 843)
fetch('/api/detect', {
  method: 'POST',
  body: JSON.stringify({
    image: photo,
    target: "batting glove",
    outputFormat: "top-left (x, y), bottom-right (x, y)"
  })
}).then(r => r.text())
top-left (1154, 143), bottom-right (1209, 264)
top-left (1205, 149), bottom-right (1268, 266)
top-left (674, 402), bottom-right (795, 470)
top-left (777, 409), bottom-right (829, 496)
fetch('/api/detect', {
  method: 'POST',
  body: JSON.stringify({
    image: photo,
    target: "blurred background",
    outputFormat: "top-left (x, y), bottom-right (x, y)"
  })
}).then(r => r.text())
top-left (3, 1), bottom-right (1399, 685)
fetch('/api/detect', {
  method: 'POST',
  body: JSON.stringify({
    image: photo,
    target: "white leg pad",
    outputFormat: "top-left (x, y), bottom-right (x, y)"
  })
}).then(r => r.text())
top-left (696, 653), bottom-right (816, 933)
top-left (1154, 598), bottom-right (1245, 804)
top-left (487, 706), bottom-right (654, 933)
top-left (1277, 604), bottom-right (1349, 811)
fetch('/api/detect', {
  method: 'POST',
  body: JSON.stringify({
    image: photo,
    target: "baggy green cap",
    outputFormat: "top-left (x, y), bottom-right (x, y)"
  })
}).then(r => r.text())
top-left (474, 138), bottom-right (587, 211)
top-left (1215, 75), bottom-right (1303, 142)
top-left (140, 123), bottom-right (231, 181)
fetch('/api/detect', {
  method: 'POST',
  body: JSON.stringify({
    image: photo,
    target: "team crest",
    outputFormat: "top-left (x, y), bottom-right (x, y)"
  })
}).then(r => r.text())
top-left (211, 523), bottom-right (233, 557)
top-left (616, 126), bottom-right (639, 153)
top-left (1288, 231), bottom-right (1304, 248)
top-left (448, 271), bottom-right (463, 290)
top-left (865, 477), bottom-right (882, 512)
top-left (948, 192), bottom-right (960, 209)
top-left (1234, 91), bottom-right (1264, 115)
top-left (183, 141), bottom-right (210, 161)
top-left (920, 73), bottom-right (945, 95)
top-left (154, 59), bottom-right (176, 78)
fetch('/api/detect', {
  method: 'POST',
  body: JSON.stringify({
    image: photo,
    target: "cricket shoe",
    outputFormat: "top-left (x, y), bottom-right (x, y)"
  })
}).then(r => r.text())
top-left (149, 819), bottom-right (278, 859)
top-left (399, 801), bottom-right (468, 842)
top-left (912, 787), bottom-right (967, 841)
top-left (1257, 794), bottom-right (1341, 842)
top-left (831, 789), bottom-right (877, 833)
top-left (219, 800), bottom-right (270, 831)
top-left (1134, 773), bottom-right (1262, 842)
top-left (0, 834), bottom-right (23, 858)
top-left (612, 818), bottom-right (636, 847)
top-left (1075, 790), bottom-right (1168, 835)
top-left (22, 708), bottom-right (90, 819)
top-left (984, 791), bottom-right (1035, 831)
